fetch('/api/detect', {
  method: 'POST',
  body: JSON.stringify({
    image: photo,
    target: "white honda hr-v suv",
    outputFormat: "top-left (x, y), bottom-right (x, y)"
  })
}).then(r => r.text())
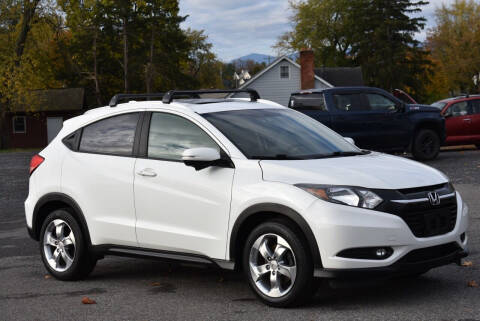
top-left (25, 89), bottom-right (469, 307)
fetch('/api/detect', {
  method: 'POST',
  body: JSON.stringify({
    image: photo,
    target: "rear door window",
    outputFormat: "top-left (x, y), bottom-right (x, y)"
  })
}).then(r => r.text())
top-left (79, 113), bottom-right (140, 156)
top-left (333, 94), bottom-right (367, 112)
top-left (470, 99), bottom-right (480, 114)
top-left (289, 94), bottom-right (327, 111)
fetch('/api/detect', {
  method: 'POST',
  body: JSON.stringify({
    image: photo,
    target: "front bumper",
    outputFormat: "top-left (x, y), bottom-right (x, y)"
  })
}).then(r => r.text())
top-left (314, 243), bottom-right (467, 278)
top-left (306, 191), bottom-right (469, 273)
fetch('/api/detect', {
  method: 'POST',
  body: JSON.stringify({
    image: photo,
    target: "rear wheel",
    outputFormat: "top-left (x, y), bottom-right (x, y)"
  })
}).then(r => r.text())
top-left (243, 221), bottom-right (315, 307)
top-left (40, 209), bottom-right (96, 280)
top-left (412, 129), bottom-right (440, 161)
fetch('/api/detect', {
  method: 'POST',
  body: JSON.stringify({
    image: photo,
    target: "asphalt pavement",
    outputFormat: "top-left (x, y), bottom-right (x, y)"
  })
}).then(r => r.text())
top-left (0, 150), bottom-right (479, 321)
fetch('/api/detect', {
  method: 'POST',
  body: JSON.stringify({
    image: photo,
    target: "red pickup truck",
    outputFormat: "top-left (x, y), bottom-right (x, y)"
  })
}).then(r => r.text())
top-left (432, 95), bottom-right (480, 148)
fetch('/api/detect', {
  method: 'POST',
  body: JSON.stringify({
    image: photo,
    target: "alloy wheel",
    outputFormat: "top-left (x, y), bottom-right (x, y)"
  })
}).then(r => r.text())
top-left (43, 219), bottom-right (76, 272)
top-left (249, 233), bottom-right (297, 298)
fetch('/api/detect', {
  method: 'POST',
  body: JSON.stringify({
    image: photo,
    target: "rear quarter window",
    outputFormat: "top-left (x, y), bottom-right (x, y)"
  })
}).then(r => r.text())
top-left (79, 113), bottom-right (140, 156)
top-left (289, 94), bottom-right (327, 111)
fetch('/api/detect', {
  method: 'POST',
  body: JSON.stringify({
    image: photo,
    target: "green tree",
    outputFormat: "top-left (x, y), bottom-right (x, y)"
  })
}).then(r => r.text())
top-left (183, 28), bottom-right (222, 89)
top-left (427, 0), bottom-right (480, 96)
top-left (0, 0), bottom-right (61, 147)
top-left (276, 0), bottom-right (432, 100)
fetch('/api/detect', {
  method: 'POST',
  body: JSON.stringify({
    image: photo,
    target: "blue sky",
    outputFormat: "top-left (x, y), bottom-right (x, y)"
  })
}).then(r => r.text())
top-left (179, 0), bottom-right (456, 62)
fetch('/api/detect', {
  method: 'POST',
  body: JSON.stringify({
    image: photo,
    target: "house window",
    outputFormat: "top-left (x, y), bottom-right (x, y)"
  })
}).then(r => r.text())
top-left (280, 65), bottom-right (290, 79)
top-left (13, 116), bottom-right (26, 134)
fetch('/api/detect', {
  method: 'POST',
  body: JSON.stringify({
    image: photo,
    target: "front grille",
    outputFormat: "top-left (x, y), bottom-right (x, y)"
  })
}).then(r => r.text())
top-left (375, 184), bottom-right (457, 238)
top-left (401, 199), bottom-right (457, 237)
top-left (398, 242), bottom-right (461, 264)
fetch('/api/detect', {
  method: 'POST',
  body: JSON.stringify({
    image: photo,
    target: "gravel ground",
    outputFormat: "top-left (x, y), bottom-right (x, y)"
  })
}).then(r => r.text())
top-left (0, 150), bottom-right (479, 321)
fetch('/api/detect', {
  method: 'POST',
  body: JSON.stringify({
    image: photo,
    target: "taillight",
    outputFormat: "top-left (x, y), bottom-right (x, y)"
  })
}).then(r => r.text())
top-left (30, 154), bottom-right (45, 175)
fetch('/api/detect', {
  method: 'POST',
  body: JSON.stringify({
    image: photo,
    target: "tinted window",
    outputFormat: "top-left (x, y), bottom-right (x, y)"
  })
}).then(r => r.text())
top-left (148, 113), bottom-right (219, 161)
top-left (203, 109), bottom-right (361, 160)
top-left (365, 93), bottom-right (397, 111)
top-left (333, 94), bottom-right (367, 112)
top-left (289, 94), bottom-right (327, 111)
top-left (448, 101), bottom-right (469, 117)
top-left (79, 113), bottom-right (139, 156)
top-left (471, 99), bottom-right (480, 114)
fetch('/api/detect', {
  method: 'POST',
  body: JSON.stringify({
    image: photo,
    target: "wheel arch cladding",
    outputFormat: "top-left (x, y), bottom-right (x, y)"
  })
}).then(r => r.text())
top-left (414, 121), bottom-right (442, 138)
top-left (32, 193), bottom-right (92, 247)
top-left (230, 203), bottom-right (322, 269)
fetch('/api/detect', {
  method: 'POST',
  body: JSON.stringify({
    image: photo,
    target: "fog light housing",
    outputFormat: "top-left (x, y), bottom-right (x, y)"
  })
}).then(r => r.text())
top-left (376, 248), bottom-right (388, 258)
top-left (460, 232), bottom-right (466, 243)
top-left (337, 247), bottom-right (393, 260)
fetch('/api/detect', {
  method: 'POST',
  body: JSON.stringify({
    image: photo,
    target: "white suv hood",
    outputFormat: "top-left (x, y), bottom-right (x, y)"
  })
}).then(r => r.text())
top-left (259, 152), bottom-right (448, 190)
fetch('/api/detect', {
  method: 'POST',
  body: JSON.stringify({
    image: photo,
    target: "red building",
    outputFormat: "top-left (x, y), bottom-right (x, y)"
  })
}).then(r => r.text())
top-left (2, 88), bottom-right (84, 149)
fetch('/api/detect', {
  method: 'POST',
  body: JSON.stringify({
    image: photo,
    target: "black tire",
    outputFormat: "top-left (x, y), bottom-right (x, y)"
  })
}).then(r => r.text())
top-left (39, 209), bottom-right (96, 281)
top-left (242, 220), bottom-right (315, 307)
top-left (412, 129), bottom-right (440, 161)
top-left (476, 144), bottom-right (480, 149)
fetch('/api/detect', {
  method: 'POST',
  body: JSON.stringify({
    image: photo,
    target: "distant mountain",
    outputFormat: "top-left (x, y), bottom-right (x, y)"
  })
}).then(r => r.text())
top-left (231, 53), bottom-right (275, 64)
top-left (231, 53), bottom-right (299, 65)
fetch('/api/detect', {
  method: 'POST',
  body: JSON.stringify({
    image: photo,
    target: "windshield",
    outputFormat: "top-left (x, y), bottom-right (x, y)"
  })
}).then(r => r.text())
top-left (431, 102), bottom-right (447, 110)
top-left (203, 109), bottom-right (363, 160)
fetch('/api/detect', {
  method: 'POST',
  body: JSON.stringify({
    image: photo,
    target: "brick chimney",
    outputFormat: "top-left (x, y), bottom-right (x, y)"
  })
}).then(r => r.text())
top-left (300, 49), bottom-right (315, 90)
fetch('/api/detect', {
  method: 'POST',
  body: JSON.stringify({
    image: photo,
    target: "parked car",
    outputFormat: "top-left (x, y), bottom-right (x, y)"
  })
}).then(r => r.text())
top-left (393, 89), bottom-right (418, 104)
top-left (289, 87), bottom-right (445, 160)
top-left (26, 89), bottom-right (468, 307)
top-left (431, 95), bottom-right (480, 148)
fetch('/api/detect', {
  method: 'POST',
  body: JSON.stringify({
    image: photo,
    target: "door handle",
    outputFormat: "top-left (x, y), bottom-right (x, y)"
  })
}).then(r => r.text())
top-left (463, 118), bottom-right (471, 121)
top-left (137, 169), bottom-right (157, 177)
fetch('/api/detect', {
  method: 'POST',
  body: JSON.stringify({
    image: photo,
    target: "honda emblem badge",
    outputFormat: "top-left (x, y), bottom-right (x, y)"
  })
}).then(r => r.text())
top-left (428, 192), bottom-right (441, 206)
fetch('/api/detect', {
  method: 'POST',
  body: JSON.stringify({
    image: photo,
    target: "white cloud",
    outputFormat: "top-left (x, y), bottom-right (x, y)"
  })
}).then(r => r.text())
top-left (179, 0), bottom-right (457, 61)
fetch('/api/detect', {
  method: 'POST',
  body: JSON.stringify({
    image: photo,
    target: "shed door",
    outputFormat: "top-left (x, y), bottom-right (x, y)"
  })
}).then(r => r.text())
top-left (47, 117), bottom-right (63, 143)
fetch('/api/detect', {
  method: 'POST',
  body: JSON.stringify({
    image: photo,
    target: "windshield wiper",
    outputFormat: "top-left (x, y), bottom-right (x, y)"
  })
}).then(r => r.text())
top-left (251, 154), bottom-right (305, 160)
top-left (302, 150), bottom-right (369, 159)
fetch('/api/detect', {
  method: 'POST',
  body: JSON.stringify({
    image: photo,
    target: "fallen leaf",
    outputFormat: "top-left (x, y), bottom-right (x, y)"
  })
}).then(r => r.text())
top-left (467, 281), bottom-right (478, 288)
top-left (151, 282), bottom-right (161, 287)
top-left (81, 297), bottom-right (96, 304)
top-left (461, 261), bottom-right (473, 267)
top-left (44, 275), bottom-right (51, 279)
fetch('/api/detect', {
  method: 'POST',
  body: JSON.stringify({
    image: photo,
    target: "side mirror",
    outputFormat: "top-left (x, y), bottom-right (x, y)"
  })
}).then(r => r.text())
top-left (182, 147), bottom-right (221, 171)
top-left (344, 137), bottom-right (356, 145)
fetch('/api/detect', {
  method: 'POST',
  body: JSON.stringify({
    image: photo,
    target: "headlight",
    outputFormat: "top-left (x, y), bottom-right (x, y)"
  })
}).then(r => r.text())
top-left (296, 184), bottom-right (383, 209)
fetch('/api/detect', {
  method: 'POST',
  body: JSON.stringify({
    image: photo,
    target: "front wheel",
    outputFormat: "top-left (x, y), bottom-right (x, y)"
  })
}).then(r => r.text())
top-left (39, 209), bottom-right (96, 280)
top-left (412, 129), bottom-right (440, 161)
top-left (243, 221), bottom-right (315, 307)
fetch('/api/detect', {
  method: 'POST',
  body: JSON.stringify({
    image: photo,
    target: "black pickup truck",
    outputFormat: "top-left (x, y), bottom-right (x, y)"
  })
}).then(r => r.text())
top-left (288, 87), bottom-right (445, 160)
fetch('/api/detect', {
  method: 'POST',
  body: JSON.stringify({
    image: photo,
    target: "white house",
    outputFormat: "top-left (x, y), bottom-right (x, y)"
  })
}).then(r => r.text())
top-left (234, 50), bottom-right (364, 106)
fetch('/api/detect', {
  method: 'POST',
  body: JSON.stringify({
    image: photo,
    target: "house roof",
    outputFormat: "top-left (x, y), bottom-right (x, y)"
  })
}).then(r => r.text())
top-left (238, 55), bottom-right (334, 89)
top-left (14, 88), bottom-right (85, 112)
top-left (314, 67), bottom-right (364, 87)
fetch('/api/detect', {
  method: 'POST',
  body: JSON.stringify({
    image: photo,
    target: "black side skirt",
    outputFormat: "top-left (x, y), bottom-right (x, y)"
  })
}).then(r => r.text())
top-left (91, 245), bottom-right (235, 270)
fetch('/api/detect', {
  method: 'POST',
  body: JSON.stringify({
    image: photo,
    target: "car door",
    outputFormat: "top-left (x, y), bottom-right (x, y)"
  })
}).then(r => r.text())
top-left (134, 111), bottom-right (235, 260)
top-left (362, 92), bottom-right (410, 150)
top-left (470, 99), bottom-right (480, 143)
top-left (61, 112), bottom-right (141, 246)
top-left (288, 93), bottom-right (332, 128)
top-left (327, 92), bottom-right (378, 149)
top-left (444, 101), bottom-right (472, 145)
